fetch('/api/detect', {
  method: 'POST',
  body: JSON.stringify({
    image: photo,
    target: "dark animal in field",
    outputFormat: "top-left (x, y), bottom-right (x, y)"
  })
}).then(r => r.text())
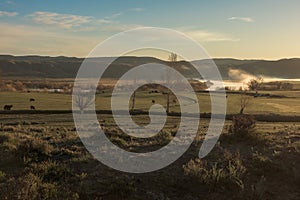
top-left (149, 90), bottom-right (159, 94)
top-left (29, 98), bottom-right (35, 102)
top-left (4, 105), bottom-right (13, 110)
top-left (172, 99), bottom-right (177, 103)
top-left (152, 100), bottom-right (155, 103)
top-left (30, 106), bottom-right (35, 110)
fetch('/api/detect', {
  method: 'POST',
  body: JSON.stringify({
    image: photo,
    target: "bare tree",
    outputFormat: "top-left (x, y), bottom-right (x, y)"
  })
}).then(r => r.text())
top-left (247, 76), bottom-right (263, 92)
top-left (166, 93), bottom-right (170, 114)
top-left (168, 53), bottom-right (177, 62)
top-left (131, 91), bottom-right (136, 112)
top-left (166, 53), bottom-right (177, 84)
top-left (73, 88), bottom-right (94, 113)
top-left (165, 53), bottom-right (178, 114)
top-left (239, 91), bottom-right (251, 114)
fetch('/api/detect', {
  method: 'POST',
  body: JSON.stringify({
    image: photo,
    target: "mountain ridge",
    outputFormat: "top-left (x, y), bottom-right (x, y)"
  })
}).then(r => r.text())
top-left (0, 55), bottom-right (299, 79)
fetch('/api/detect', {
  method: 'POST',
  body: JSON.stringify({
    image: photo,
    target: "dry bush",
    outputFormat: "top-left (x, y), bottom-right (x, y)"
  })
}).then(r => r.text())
top-left (0, 126), bottom-right (18, 132)
top-left (229, 115), bottom-right (256, 136)
top-left (102, 175), bottom-right (136, 198)
top-left (17, 137), bottom-right (53, 163)
top-left (29, 160), bottom-right (72, 183)
top-left (0, 133), bottom-right (10, 144)
top-left (0, 172), bottom-right (79, 200)
top-left (183, 151), bottom-right (246, 192)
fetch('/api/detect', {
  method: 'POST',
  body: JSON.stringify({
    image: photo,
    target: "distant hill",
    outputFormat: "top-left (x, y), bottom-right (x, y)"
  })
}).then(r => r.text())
top-left (0, 55), bottom-right (299, 79)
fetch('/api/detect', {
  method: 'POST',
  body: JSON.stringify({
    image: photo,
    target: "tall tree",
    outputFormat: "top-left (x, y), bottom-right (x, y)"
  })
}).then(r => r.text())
top-left (165, 53), bottom-right (178, 114)
top-left (239, 91), bottom-right (251, 114)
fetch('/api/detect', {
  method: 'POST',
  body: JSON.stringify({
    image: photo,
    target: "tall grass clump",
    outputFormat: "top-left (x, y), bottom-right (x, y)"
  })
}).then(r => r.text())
top-left (183, 151), bottom-right (246, 192)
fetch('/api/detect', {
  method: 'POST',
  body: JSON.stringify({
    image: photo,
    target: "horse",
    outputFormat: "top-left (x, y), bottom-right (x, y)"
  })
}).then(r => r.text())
top-left (4, 105), bottom-right (13, 110)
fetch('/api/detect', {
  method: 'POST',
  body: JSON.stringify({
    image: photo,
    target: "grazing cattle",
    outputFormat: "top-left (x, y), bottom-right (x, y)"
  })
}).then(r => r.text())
top-left (30, 98), bottom-right (35, 102)
top-left (4, 105), bottom-right (13, 110)
top-left (30, 106), bottom-right (35, 110)
top-left (152, 100), bottom-right (155, 104)
top-left (172, 99), bottom-right (177, 103)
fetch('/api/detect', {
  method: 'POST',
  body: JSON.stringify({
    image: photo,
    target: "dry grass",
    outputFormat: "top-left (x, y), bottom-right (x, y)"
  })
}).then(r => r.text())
top-left (0, 114), bottom-right (299, 199)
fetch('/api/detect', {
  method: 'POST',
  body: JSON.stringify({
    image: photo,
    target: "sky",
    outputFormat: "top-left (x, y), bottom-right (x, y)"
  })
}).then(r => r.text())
top-left (0, 0), bottom-right (299, 60)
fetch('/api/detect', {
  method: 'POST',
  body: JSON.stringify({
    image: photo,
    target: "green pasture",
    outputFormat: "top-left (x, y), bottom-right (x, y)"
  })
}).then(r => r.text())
top-left (0, 90), bottom-right (299, 115)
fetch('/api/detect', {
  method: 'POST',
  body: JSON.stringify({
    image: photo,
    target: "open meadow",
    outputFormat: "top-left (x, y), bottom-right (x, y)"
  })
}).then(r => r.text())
top-left (1, 88), bottom-right (300, 115)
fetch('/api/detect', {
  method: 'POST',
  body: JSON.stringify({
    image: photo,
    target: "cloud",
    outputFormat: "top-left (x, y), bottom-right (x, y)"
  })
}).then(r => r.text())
top-left (129, 8), bottom-right (144, 12)
top-left (27, 11), bottom-right (93, 29)
top-left (0, 22), bottom-right (99, 56)
top-left (0, 11), bottom-right (18, 17)
top-left (228, 17), bottom-right (254, 22)
top-left (105, 12), bottom-right (122, 19)
top-left (184, 30), bottom-right (240, 42)
top-left (5, 0), bottom-right (15, 5)
top-left (102, 23), bottom-right (143, 32)
top-left (96, 19), bottom-right (112, 24)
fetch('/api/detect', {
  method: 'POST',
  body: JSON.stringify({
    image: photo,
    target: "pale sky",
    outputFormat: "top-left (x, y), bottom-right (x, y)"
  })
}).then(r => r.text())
top-left (0, 0), bottom-right (299, 60)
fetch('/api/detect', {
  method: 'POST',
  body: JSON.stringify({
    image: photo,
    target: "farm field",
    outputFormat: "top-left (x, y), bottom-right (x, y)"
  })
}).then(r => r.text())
top-left (1, 89), bottom-right (300, 115)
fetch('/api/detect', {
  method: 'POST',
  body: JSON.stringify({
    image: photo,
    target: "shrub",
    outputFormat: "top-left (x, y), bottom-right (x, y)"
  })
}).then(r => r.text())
top-left (0, 170), bottom-right (6, 182)
top-left (155, 130), bottom-right (173, 145)
top-left (29, 160), bottom-right (72, 183)
top-left (110, 136), bottom-right (128, 148)
top-left (230, 115), bottom-right (256, 135)
top-left (103, 175), bottom-right (136, 198)
top-left (17, 138), bottom-right (53, 163)
top-left (0, 172), bottom-right (53, 200)
top-left (0, 172), bottom-right (79, 200)
top-left (0, 126), bottom-right (17, 132)
top-left (183, 151), bottom-right (246, 192)
top-left (0, 134), bottom-right (10, 144)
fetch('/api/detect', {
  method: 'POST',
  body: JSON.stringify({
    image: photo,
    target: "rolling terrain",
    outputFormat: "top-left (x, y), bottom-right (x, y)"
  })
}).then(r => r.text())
top-left (0, 55), bottom-right (299, 79)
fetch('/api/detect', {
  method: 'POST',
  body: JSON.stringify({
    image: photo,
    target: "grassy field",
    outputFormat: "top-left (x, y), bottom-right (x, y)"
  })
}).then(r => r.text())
top-left (0, 85), bottom-right (300, 199)
top-left (1, 90), bottom-right (300, 115)
top-left (0, 113), bottom-right (299, 199)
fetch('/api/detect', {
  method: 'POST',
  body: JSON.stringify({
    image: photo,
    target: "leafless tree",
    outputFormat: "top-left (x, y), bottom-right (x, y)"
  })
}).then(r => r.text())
top-left (131, 91), bottom-right (136, 112)
top-left (165, 53), bottom-right (178, 114)
top-left (166, 93), bottom-right (170, 114)
top-left (73, 89), bottom-right (94, 113)
top-left (247, 76), bottom-right (264, 92)
top-left (166, 53), bottom-right (178, 84)
top-left (239, 91), bottom-right (251, 114)
top-left (168, 53), bottom-right (177, 62)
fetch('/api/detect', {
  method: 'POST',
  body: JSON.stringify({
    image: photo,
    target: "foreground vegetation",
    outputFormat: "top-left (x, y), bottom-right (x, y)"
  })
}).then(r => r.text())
top-left (0, 113), bottom-right (299, 199)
